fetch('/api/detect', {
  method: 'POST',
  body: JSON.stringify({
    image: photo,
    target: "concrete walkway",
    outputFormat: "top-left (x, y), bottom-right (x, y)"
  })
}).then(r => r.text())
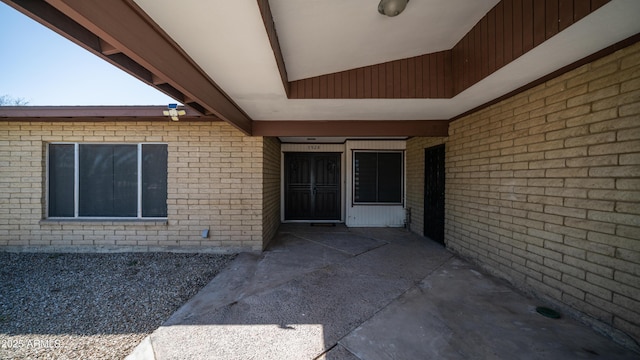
top-left (128, 225), bottom-right (637, 359)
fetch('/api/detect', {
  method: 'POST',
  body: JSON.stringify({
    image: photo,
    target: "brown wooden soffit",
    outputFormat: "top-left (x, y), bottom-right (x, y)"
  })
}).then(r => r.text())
top-left (287, 0), bottom-right (611, 99)
top-left (252, 120), bottom-right (450, 137)
top-left (5, 0), bottom-right (252, 135)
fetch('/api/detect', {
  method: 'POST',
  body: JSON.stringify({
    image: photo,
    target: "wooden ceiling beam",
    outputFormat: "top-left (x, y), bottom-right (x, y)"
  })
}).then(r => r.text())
top-left (257, 0), bottom-right (290, 97)
top-left (99, 39), bottom-right (119, 55)
top-left (252, 120), bottom-right (449, 137)
top-left (6, 0), bottom-right (101, 53)
top-left (30, 0), bottom-right (253, 134)
top-left (150, 74), bottom-right (166, 85)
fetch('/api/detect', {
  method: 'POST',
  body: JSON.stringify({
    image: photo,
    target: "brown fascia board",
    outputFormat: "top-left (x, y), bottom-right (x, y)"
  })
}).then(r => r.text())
top-left (3, 0), bottom-right (253, 134)
top-left (252, 120), bottom-right (450, 137)
top-left (0, 106), bottom-right (219, 120)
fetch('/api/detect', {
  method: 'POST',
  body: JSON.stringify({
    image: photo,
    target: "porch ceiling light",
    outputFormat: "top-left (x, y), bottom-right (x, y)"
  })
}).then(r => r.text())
top-left (378, 0), bottom-right (409, 17)
top-left (163, 103), bottom-right (186, 121)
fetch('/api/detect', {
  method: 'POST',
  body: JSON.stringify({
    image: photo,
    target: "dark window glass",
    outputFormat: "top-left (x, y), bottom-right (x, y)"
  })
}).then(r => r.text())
top-left (48, 143), bottom-right (167, 218)
top-left (79, 144), bottom-right (137, 217)
top-left (142, 144), bottom-right (168, 217)
top-left (48, 144), bottom-right (75, 217)
top-left (377, 153), bottom-right (402, 202)
top-left (354, 152), bottom-right (402, 203)
top-left (354, 153), bottom-right (378, 202)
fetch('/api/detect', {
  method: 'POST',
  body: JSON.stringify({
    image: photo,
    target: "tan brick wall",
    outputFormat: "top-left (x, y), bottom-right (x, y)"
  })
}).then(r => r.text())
top-left (443, 41), bottom-right (640, 346)
top-left (0, 120), bottom-right (268, 252)
top-left (407, 42), bottom-right (640, 348)
top-left (262, 136), bottom-right (281, 249)
top-left (406, 137), bottom-right (447, 235)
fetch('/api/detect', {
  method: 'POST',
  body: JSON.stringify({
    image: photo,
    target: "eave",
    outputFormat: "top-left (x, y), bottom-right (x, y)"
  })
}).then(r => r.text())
top-left (0, 105), bottom-right (218, 121)
top-left (2, 0), bottom-right (639, 138)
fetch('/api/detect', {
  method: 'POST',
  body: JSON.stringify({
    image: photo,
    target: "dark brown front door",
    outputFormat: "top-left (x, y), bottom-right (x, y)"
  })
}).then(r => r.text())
top-left (285, 153), bottom-right (340, 221)
top-left (424, 144), bottom-right (445, 244)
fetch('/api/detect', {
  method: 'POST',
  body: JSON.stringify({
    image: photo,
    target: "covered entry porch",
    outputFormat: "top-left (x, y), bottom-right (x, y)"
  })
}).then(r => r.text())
top-left (130, 224), bottom-right (636, 359)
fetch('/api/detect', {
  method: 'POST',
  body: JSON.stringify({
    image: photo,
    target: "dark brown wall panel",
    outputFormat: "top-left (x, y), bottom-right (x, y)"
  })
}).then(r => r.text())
top-left (450, 0), bottom-right (610, 96)
top-left (365, 66), bottom-right (373, 98)
top-left (574, 0), bottom-right (591, 21)
top-left (393, 61), bottom-right (401, 97)
top-left (439, 52), bottom-right (447, 97)
top-left (400, 59), bottom-right (409, 97)
top-left (546, 0), bottom-right (560, 40)
top-left (327, 74), bottom-right (336, 99)
top-left (342, 72), bottom-right (350, 98)
top-left (522, 0), bottom-right (534, 52)
top-left (385, 63), bottom-right (394, 98)
top-left (288, 0), bottom-right (610, 99)
top-left (359, 67), bottom-right (366, 98)
top-left (591, 0), bottom-right (609, 10)
top-left (319, 76), bottom-right (327, 99)
top-left (422, 55), bottom-right (431, 97)
top-left (444, 51), bottom-right (453, 98)
top-left (487, 10), bottom-right (496, 76)
top-left (495, 2), bottom-right (505, 70)
top-left (349, 71), bottom-right (356, 98)
top-left (289, 51), bottom-right (454, 99)
top-left (558, 0), bottom-right (574, 31)
top-left (415, 56), bottom-right (423, 97)
top-left (513, 0), bottom-right (523, 59)
top-left (408, 57), bottom-right (416, 97)
top-left (504, 0), bottom-right (514, 64)
top-left (468, 25), bottom-right (475, 86)
top-left (313, 77), bottom-right (320, 98)
top-left (370, 66), bottom-right (378, 98)
top-left (306, 78), bottom-right (313, 98)
top-left (481, 16), bottom-right (489, 79)
top-left (474, 21), bottom-right (482, 84)
top-left (533, 0), bottom-right (546, 46)
top-left (451, 43), bottom-right (461, 95)
top-left (377, 64), bottom-right (385, 98)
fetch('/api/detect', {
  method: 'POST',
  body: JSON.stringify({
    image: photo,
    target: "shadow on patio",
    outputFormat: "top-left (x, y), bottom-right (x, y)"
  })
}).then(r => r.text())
top-left (133, 224), bottom-right (637, 360)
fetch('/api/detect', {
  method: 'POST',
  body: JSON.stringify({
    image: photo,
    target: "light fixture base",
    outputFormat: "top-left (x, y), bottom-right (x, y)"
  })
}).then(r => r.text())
top-left (378, 0), bottom-right (409, 17)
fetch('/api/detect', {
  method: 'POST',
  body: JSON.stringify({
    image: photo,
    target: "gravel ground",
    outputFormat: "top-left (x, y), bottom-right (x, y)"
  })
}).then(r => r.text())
top-left (0, 252), bottom-right (236, 360)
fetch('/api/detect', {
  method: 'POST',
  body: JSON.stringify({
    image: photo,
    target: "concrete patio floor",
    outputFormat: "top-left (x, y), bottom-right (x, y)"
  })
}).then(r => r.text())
top-left (128, 224), bottom-right (637, 359)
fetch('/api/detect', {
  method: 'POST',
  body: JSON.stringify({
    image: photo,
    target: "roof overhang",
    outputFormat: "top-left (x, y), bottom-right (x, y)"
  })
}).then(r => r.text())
top-left (2, 0), bottom-right (639, 137)
top-left (0, 105), bottom-right (216, 121)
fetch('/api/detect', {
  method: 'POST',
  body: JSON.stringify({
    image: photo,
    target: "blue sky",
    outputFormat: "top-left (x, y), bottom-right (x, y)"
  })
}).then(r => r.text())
top-left (0, 2), bottom-right (176, 106)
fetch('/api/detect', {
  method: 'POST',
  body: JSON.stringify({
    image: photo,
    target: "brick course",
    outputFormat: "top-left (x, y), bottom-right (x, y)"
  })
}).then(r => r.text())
top-left (0, 121), bottom-right (278, 252)
top-left (408, 41), bottom-right (640, 347)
